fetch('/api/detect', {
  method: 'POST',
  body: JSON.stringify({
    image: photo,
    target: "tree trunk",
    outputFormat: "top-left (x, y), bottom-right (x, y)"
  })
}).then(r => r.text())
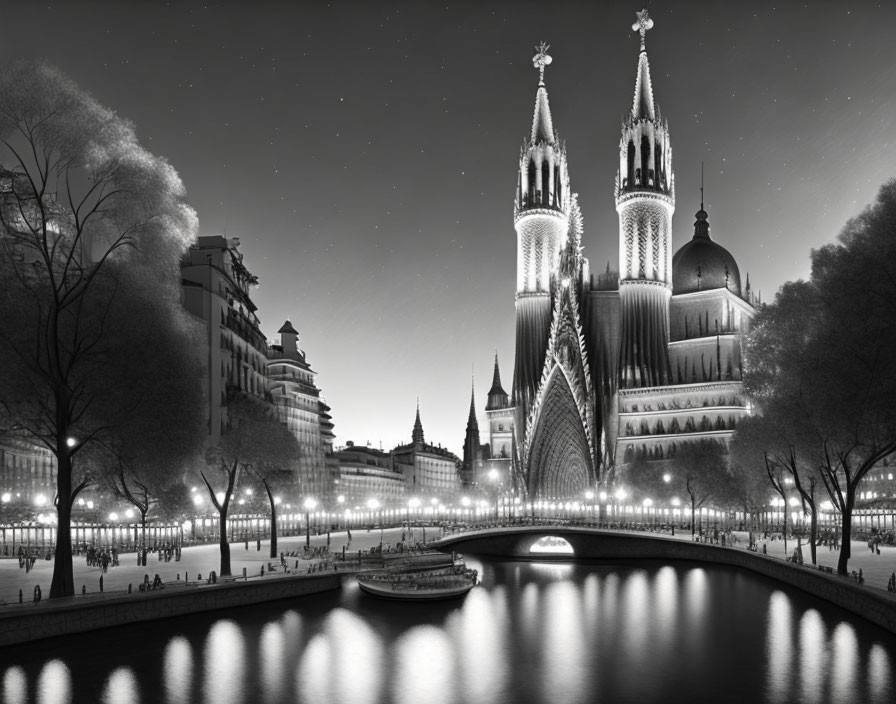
top-left (50, 449), bottom-right (74, 598)
top-left (690, 497), bottom-right (696, 537)
top-left (837, 498), bottom-right (853, 576)
top-left (141, 512), bottom-right (148, 567)
top-left (219, 509), bottom-right (232, 576)
top-left (269, 501), bottom-right (278, 559)
top-left (809, 505), bottom-right (818, 566)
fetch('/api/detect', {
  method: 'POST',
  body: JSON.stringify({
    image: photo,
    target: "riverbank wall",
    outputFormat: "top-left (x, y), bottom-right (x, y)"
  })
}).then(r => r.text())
top-left (0, 572), bottom-right (342, 648)
top-left (433, 528), bottom-right (896, 636)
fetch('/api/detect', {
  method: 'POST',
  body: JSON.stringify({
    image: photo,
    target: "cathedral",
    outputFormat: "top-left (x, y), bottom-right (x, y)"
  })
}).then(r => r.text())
top-left (486, 10), bottom-right (756, 503)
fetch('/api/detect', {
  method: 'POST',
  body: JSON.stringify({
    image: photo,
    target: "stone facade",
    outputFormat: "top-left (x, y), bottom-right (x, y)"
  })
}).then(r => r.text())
top-left (492, 12), bottom-right (756, 499)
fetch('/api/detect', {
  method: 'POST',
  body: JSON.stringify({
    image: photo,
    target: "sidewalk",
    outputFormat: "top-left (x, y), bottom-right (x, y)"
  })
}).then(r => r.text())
top-left (2, 523), bottom-right (894, 605)
top-left (0, 526), bottom-right (419, 606)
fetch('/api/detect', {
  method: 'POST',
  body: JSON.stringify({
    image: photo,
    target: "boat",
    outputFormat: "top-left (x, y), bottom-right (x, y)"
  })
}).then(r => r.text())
top-left (356, 554), bottom-right (478, 600)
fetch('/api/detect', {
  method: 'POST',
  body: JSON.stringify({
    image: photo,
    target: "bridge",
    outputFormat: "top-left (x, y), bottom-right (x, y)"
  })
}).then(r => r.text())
top-left (429, 525), bottom-right (697, 560)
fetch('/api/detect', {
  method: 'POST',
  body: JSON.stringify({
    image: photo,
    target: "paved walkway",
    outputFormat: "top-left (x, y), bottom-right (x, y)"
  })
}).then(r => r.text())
top-left (1, 523), bottom-right (894, 606)
top-left (0, 526), bottom-right (426, 606)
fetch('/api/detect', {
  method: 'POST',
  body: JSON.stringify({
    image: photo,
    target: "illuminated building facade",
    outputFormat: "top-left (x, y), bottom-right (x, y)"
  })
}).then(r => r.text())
top-left (495, 11), bottom-right (755, 501)
top-left (268, 320), bottom-right (334, 502)
top-left (330, 443), bottom-right (406, 508)
top-left (392, 405), bottom-right (462, 502)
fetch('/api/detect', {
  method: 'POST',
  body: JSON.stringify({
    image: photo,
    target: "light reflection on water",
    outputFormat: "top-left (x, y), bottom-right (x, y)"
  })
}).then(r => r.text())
top-left (101, 667), bottom-right (139, 704)
top-left (2, 560), bottom-right (895, 704)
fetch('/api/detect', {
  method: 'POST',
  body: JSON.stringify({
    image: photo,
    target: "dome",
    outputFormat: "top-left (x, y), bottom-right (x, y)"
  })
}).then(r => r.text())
top-left (672, 208), bottom-right (742, 297)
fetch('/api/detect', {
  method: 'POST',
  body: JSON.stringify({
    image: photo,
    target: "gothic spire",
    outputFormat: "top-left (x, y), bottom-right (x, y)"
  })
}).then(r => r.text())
top-left (467, 376), bottom-right (479, 428)
top-left (631, 9), bottom-right (656, 121)
top-left (530, 42), bottom-right (555, 145)
top-left (412, 399), bottom-right (424, 445)
top-left (486, 352), bottom-right (510, 411)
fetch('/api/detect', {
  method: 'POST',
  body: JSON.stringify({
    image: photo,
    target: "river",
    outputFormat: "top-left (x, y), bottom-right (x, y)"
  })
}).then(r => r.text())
top-left (1, 557), bottom-right (894, 703)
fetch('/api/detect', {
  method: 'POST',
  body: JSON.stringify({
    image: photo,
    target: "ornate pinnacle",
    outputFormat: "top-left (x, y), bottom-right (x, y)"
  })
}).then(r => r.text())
top-left (632, 8), bottom-right (654, 53)
top-left (533, 41), bottom-right (552, 86)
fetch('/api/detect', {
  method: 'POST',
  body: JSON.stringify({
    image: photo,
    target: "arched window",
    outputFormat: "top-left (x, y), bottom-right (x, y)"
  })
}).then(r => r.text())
top-left (627, 140), bottom-right (635, 189)
top-left (641, 135), bottom-right (651, 187)
top-left (541, 161), bottom-right (551, 206)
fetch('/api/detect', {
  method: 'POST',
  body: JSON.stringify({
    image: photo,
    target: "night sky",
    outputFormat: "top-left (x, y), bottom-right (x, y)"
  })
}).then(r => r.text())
top-left (4, 1), bottom-right (894, 455)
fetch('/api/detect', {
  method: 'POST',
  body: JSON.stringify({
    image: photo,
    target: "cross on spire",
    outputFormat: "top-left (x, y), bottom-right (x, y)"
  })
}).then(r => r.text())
top-left (632, 8), bottom-right (654, 53)
top-left (533, 42), bottom-right (552, 86)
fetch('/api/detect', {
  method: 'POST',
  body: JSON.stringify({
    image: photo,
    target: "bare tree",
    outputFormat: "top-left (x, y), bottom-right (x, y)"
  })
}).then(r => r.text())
top-left (0, 60), bottom-right (198, 597)
top-left (199, 393), bottom-right (300, 575)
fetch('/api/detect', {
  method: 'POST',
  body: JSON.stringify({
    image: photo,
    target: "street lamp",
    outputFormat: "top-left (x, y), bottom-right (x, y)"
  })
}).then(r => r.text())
top-left (643, 498), bottom-right (654, 529)
top-left (303, 497), bottom-right (317, 549)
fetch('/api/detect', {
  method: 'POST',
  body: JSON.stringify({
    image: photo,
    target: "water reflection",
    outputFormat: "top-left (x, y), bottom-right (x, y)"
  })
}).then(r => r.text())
top-left (101, 667), bottom-right (139, 704)
top-left (869, 643), bottom-right (893, 701)
top-left (798, 609), bottom-right (824, 702)
top-left (3, 666), bottom-right (27, 704)
top-left (299, 609), bottom-right (382, 704)
top-left (163, 636), bottom-right (194, 704)
top-left (203, 621), bottom-right (246, 704)
top-left (260, 622), bottom-right (287, 704)
top-left (766, 590), bottom-right (793, 704)
top-left (3, 560), bottom-right (895, 704)
top-left (540, 581), bottom-right (587, 704)
top-left (830, 623), bottom-right (859, 703)
top-left (451, 588), bottom-right (507, 703)
top-left (393, 627), bottom-right (455, 704)
top-left (37, 660), bottom-right (71, 704)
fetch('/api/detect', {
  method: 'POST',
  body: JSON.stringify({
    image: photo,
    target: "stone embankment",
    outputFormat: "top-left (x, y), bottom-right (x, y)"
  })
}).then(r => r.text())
top-left (0, 571), bottom-right (341, 648)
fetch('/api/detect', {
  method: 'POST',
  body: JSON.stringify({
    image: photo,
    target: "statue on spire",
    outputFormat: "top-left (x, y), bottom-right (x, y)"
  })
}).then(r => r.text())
top-left (632, 8), bottom-right (654, 53)
top-left (533, 41), bottom-right (552, 85)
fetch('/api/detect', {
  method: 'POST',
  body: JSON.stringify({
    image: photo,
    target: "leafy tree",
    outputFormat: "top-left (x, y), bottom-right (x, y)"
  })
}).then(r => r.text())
top-left (667, 441), bottom-right (732, 536)
top-left (742, 180), bottom-right (896, 575)
top-left (727, 417), bottom-right (774, 547)
top-left (0, 60), bottom-right (199, 597)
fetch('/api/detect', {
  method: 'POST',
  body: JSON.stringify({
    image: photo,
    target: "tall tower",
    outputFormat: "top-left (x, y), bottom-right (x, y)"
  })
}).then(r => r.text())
top-left (616, 8), bottom-right (674, 389)
top-left (461, 377), bottom-right (483, 487)
top-left (513, 43), bottom-right (571, 419)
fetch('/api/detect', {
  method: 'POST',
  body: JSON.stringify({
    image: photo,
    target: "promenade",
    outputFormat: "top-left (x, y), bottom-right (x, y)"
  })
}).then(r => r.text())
top-left (1, 523), bottom-right (894, 607)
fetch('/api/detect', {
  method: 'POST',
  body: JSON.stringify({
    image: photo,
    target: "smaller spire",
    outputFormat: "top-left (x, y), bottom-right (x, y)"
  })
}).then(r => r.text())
top-left (694, 165), bottom-right (711, 240)
top-left (530, 42), bottom-right (556, 144)
top-left (412, 399), bottom-right (424, 445)
top-left (467, 376), bottom-right (479, 427)
top-left (486, 352), bottom-right (510, 411)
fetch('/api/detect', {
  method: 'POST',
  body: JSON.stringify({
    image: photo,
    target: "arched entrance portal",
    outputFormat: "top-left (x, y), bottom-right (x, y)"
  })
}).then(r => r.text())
top-left (526, 368), bottom-right (593, 499)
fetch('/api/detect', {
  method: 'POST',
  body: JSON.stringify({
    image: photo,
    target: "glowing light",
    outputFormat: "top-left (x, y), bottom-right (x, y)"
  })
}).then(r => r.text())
top-left (66, 437), bottom-right (76, 448)
top-left (108, 512), bottom-right (119, 522)
top-left (367, 498), bottom-right (380, 510)
top-left (1, 492), bottom-right (10, 503)
top-left (37, 659), bottom-right (72, 704)
top-left (663, 473), bottom-right (671, 483)
top-left (3, 667), bottom-right (27, 703)
top-left (461, 496), bottom-right (471, 507)
top-left (125, 509), bottom-right (134, 519)
top-left (529, 536), bottom-right (575, 554)
top-left (615, 488), bottom-right (626, 500)
top-left (337, 495), bottom-right (345, 504)
top-left (163, 636), bottom-right (194, 704)
top-left (202, 620), bottom-right (246, 704)
top-left (584, 490), bottom-right (594, 500)
top-left (101, 666), bottom-right (140, 704)
top-left (393, 626), bottom-right (455, 704)
top-left (34, 494), bottom-right (47, 507)
top-left (193, 495), bottom-right (204, 507)
top-left (598, 491), bottom-right (607, 501)
top-left (86, 501), bottom-right (94, 509)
